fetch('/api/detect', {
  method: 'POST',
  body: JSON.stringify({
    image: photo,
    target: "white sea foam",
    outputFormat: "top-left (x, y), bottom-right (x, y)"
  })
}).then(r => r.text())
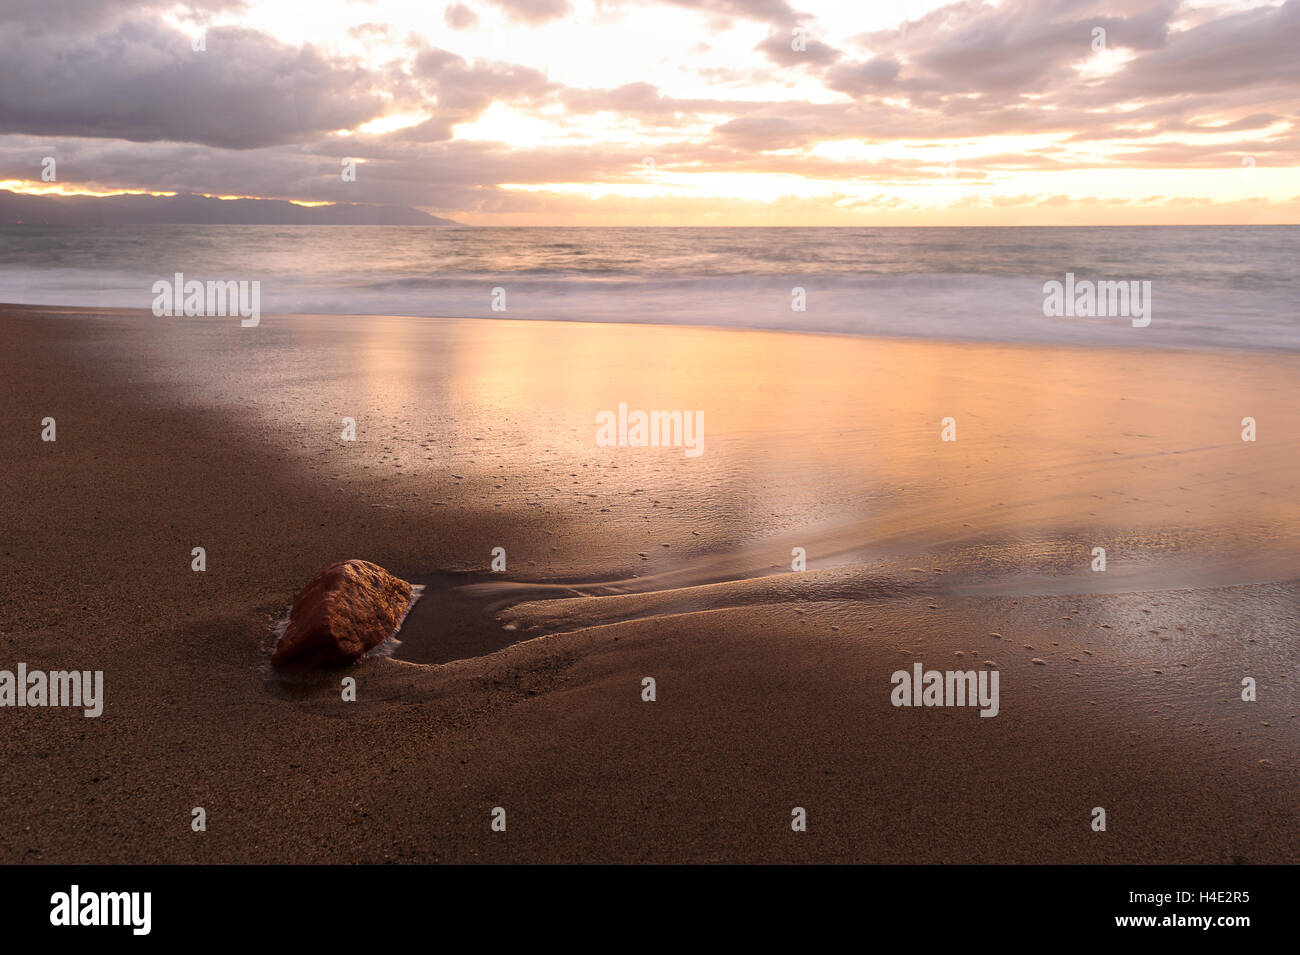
top-left (3, 225), bottom-right (1297, 350)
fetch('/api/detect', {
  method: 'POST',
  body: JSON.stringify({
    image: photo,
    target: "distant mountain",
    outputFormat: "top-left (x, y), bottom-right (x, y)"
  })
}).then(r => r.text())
top-left (0, 190), bottom-right (460, 226)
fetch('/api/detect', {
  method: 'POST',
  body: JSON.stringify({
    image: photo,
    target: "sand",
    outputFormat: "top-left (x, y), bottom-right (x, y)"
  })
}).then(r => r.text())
top-left (0, 304), bottom-right (1296, 863)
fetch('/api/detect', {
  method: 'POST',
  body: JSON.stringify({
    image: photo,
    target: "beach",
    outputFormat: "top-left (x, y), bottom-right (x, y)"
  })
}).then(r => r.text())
top-left (1, 304), bottom-right (1296, 864)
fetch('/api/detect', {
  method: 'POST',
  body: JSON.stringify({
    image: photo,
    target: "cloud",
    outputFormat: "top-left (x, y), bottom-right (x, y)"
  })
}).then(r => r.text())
top-left (828, 0), bottom-right (1174, 102)
top-left (713, 115), bottom-right (833, 150)
top-left (0, 0), bottom-right (242, 29)
top-left (659, 0), bottom-right (805, 26)
top-left (444, 4), bottom-right (480, 30)
top-left (0, 0), bottom-right (1294, 224)
top-left (824, 57), bottom-right (901, 94)
top-left (349, 22), bottom-right (394, 40)
top-left (411, 46), bottom-right (557, 116)
top-left (1101, 0), bottom-right (1300, 99)
top-left (484, 0), bottom-right (570, 24)
top-left (0, 19), bottom-right (385, 148)
top-left (754, 31), bottom-right (841, 67)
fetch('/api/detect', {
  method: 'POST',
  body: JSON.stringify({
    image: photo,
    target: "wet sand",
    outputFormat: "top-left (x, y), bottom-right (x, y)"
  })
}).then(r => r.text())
top-left (1, 304), bottom-right (1296, 863)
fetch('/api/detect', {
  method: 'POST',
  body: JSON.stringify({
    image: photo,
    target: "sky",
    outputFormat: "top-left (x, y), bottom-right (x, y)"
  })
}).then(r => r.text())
top-left (0, 0), bottom-right (1296, 225)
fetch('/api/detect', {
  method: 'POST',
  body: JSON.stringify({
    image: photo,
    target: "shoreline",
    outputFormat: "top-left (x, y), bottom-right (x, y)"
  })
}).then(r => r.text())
top-left (2, 303), bottom-right (1296, 863)
top-left (5, 300), bottom-right (1300, 357)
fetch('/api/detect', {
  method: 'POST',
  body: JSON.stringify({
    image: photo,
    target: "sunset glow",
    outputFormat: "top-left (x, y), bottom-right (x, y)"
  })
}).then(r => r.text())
top-left (0, 0), bottom-right (1296, 224)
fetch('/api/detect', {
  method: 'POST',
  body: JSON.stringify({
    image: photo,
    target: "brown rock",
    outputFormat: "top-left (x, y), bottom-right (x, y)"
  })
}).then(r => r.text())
top-left (272, 560), bottom-right (413, 669)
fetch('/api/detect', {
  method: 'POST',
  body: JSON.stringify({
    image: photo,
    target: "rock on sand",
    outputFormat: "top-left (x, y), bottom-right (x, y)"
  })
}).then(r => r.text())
top-left (272, 559), bottom-right (414, 669)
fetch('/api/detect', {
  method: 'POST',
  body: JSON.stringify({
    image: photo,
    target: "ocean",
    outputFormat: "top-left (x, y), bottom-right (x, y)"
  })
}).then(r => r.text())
top-left (2, 224), bottom-right (1297, 350)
